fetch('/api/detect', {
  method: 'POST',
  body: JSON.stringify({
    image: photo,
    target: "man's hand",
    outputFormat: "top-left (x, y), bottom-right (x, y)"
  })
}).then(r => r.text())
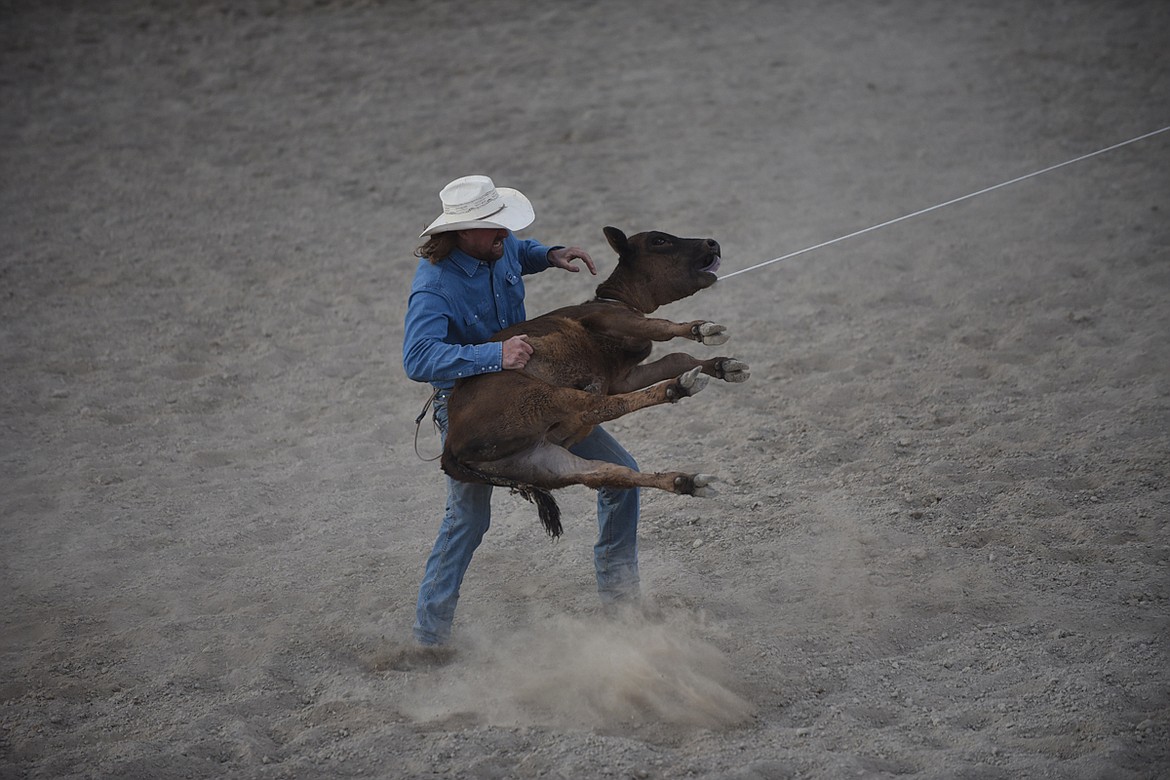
top-left (502, 335), bottom-right (534, 369)
top-left (548, 246), bottom-right (597, 275)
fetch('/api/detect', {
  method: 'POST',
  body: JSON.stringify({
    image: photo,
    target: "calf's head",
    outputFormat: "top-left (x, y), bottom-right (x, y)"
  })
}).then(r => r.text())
top-left (595, 226), bottom-right (722, 313)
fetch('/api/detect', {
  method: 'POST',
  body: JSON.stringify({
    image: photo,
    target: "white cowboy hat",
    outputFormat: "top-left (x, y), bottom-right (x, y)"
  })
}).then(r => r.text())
top-left (419, 175), bottom-right (535, 238)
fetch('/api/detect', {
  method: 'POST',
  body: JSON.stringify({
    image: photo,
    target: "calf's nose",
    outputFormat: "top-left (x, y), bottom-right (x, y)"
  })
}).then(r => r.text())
top-left (706, 238), bottom-right (720, 254)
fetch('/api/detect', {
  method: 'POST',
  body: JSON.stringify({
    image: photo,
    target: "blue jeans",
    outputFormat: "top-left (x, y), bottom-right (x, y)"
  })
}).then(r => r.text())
top-left (413, 393), bottom-right (640, 646)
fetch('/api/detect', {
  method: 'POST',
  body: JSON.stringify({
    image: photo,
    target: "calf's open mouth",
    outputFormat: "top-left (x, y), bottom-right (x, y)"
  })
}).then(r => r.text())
top-left (700, 254), bottom-right (721, 274)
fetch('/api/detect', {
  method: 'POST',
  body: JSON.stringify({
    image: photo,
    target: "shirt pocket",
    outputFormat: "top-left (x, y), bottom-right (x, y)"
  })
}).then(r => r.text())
top-left (503, 271), bottom-right (524, 312)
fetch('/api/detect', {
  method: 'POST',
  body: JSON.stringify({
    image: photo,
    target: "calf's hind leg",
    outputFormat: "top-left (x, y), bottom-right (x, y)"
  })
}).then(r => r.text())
top-left (562, 366), bottom-right (709, 431)
top-left (472, 440), bottom-right (716, 497)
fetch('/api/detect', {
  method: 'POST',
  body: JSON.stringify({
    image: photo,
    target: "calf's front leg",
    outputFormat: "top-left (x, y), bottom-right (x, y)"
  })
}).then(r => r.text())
top-left (587, 312), bottom-right (732, 347)
top-left (640, 318), bottom-right (731, 346)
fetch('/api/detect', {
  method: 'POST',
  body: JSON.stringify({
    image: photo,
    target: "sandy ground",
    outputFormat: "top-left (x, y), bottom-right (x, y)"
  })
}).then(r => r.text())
top-left (2, 1), bottom-right (1168, 778)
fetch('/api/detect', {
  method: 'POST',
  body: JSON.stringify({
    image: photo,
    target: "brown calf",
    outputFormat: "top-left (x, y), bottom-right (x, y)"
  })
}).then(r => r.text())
top-left (441, 227), bottom-right (750, 536)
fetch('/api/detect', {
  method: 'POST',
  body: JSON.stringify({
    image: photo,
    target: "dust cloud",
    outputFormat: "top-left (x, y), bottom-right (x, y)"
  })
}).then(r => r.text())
top-left (400, 609), bottom-right (755, 732)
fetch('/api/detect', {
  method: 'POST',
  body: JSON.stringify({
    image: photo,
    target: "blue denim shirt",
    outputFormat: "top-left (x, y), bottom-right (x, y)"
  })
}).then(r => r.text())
top-left (403, 234), bottom-right (555, 390)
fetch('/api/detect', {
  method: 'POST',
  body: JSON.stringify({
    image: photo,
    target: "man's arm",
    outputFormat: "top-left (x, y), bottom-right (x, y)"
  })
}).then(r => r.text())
top-left (402, 290), bottom-right (505, 383)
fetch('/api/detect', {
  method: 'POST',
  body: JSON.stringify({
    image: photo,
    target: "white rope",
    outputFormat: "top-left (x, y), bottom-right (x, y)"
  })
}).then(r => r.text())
top-left (719, 125), bottom-right (1170, 280)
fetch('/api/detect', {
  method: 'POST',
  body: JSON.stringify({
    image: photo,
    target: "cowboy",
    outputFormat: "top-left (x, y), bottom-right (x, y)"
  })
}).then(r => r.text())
top-left (403, 175), bottom-right (642, 648)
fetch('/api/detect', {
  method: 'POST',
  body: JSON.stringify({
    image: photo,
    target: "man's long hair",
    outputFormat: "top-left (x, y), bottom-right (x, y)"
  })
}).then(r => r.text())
top-left (415, 232), bottom-right (457, 264)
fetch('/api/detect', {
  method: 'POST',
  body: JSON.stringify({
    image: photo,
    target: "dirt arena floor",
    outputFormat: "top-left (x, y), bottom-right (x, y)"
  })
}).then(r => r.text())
top-left (2, 1), bottom-right (1168, 778)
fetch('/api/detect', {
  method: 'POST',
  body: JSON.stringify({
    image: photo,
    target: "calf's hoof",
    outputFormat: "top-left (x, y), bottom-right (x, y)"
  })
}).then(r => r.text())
top-left (694, 322), bottom-right (730, 346)
top-left (666, 366), bottom-right (709, 401)
top-left (716, 358), bottom-right (751, 383)
top-left (674, 473), bottom-right (718, 498)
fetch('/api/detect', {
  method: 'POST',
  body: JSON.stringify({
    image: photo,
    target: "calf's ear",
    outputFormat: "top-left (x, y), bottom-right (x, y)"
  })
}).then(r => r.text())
top-left (603, 226), bottom-right (630, 257)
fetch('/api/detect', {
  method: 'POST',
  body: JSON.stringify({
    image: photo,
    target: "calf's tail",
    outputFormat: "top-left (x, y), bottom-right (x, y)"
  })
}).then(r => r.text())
top-left (440, 450), bottom-right (563, 538)
top-left (517, 486), bottom-right (562, 539)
